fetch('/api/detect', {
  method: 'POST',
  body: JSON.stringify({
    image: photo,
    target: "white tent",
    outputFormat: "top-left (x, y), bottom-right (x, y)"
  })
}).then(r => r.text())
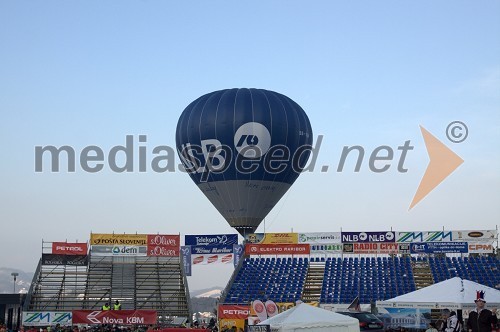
top-left (258, 303), bottom-right (360, 332)
top-left (377, 277), bottom-right (500, 310)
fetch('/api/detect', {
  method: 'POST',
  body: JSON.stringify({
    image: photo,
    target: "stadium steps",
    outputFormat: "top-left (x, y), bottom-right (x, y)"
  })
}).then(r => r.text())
top-left (411, 259), bottom-right (434, 289)
top-left (301, 261), bottom-right (326, 302)
top-left (111, 257), bottom-right (136, 309)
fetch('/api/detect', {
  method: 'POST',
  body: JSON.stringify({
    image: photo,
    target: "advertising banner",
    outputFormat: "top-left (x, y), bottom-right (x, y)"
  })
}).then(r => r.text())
top-left (218, 305), bottom-right (250, 319)
top-left (410, 242), bottom-right (468, 254)
top-left (190, 244), bottom-right (233, 255)
top-left (245, 244), bottom-right (310, 255)
top-left (219, 319), bottom-right (245, 331)
top-left (52, 242), bottom-right (88, 255)
top-left (468, 243), bottom-right (495, 254)
top-left (23, 312), bottom-right (72, 326)
top-left (310, 244), bottom-right (343, 253)
top-left (180, 246), bottom-right (191, 276)
top-left (90, 233), bottom-right (147, 246)
top-left (245, 233), bottom-right (298, 244)
top-left (396, 231), bottom-right (453, 243)
top-left (452, 230), bottom-right (497, 242)
top-left (72, 310), bottom-right (157, 325)
top-left (341, 231), bottom-right (395, 243)
top-left (298, 232), bottom-right (341, 244)
top-left (192, 253), bottom-right (233, 265)
top-left (91, 245), bottom-right (147, 256)
top-left (42, 254), bottom-right (88, 266)
top-left (185, 234), bottom-right (238, 246)
top-left (233, 244), bottom-right (244, 268)
top-left (248, 326), bottom-right (271, 332)
top-left (352, 242), bottom-right (400, 254)
top-left (146, 234), bottom-right (180, 257)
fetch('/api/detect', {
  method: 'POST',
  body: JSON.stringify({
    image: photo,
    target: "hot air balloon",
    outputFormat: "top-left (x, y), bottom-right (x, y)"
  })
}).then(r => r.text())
top-left (175, 88), bottom-right (313, 236)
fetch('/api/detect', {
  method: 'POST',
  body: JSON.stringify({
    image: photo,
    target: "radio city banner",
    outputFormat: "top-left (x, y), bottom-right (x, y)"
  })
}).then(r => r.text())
top-left (410, 242), bottom-right (468, 254)
top-left (345, 242), bottom-right (400, 254)
top-left (341, 232), bottom-right (395, 243)
top-left (298, 232), bottom-right (341, 244)
top-left (245, 244), bottom-right (310, 255)
top-left (52, 242), bottom-right (88, 255)
top-left (245, 233), bottom-right (298, 244)
top-left (72, 310), bottom-right (157, 325)
top-left (185, 234), bottom-right (238, 246)
top-left (42, 254), bottom-right (88, 266)
top-left (90, 233), bottom-right (148, 246)
top-left (23, 312), bottom-right (72, 326)
top-left (191, 244), bottom-right (234, 265)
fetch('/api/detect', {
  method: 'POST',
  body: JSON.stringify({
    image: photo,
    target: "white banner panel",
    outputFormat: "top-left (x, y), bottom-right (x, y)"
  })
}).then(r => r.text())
top-left (453, 230), bottom-right (497, 242)
top-left (298, 232), bottom-right (341, 244)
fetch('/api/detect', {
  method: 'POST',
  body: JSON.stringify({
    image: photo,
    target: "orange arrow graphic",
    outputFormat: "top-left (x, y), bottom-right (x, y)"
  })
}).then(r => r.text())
top-left (409, 126), bottom-right (464, 210)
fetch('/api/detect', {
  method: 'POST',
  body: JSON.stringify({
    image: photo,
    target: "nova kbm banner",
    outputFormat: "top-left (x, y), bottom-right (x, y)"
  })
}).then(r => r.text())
top-left (245, 233), bottom-right (298, 244)
top-left (185, 234), bottom-right (238, 246)
top-left (72, 310), bottom-right (157, 325)
top-left (23, 312), bottom-right (72, 326)
top-left (341, 232), bottom-right (395, 243)
top-left (90, 233), bottom-right (147, 246)
top-left (410, 242), bottom-right (468, 254)
top-left (52, 242), bottom-right (88, 255)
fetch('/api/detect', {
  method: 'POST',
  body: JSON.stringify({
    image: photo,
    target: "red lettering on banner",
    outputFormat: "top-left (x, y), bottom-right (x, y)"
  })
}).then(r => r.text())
top-left (245, 244), bottom-right (310, 255)
top-left (52, 243), bottom-right (88, 255)
top-left (72, 310), bottom-right (156, 325)
top-left (218, 305), bottom-right (250, 319)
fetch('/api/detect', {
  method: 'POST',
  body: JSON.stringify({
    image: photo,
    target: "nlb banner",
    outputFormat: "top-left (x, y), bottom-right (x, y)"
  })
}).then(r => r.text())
top-left (341, 231), bottom-right (395, 243)
top-left (147, 234), bottom-right (180, 257)
top-left (410, 242), bottom-right (468, 254)
top-left (42, 254), bottom-right (88, 266)
top-left (396, 231), bottom-right (453, 243)
top-left (72, 310), bottom-right (157, 325)
top-left (245, 244), bottom-right (310, 255)
top-left (218, 304), bottom-right (250, 319)
top-left (52, 242), bottom-right (88, 255)
top-left (298, 232), bottom-right (341, 244)
top-left (23, 312), bottom-right (72, 326)
top-left (185, 234), bottom-right (238, 246)
top-left (90, 233), bottom-right (147, 246)
top-left (245, 233), bottom-right (298, 244)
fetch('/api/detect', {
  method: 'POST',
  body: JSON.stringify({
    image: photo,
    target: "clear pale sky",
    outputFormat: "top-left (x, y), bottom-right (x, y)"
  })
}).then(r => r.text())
top-left (0, 1), bottom-right (499, 291)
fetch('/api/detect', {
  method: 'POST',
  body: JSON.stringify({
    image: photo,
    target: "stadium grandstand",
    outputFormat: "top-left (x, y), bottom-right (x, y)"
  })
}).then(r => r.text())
top-left (23, 234), bottom-right (191, 323)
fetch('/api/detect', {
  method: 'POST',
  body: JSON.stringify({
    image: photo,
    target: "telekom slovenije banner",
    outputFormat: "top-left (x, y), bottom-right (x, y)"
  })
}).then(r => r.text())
top-left (72, 310), bottom-right (157, 325)
top-left (245, 244), bottom-right (310, 255)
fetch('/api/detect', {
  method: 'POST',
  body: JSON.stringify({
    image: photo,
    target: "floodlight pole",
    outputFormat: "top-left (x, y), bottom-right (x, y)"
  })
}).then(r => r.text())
top-left (11, 272), bottom-right (19, 293)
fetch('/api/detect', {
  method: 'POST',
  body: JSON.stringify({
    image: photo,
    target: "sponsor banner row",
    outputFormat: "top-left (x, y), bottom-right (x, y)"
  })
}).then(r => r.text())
top-left (245, 242), bottom-right (493, 255)
top-left (72, 310), bottom-right (157, 325)
top-left (296, 230), bottom-right (498, 244)
top-left (42, 254), bottom-right (88, 266)
top-left (90, 234), bottom-right (179, 247)
top-left (52, 242), bottom-right (88, 255)
top-left (185, 234), bottom-right (238, 246)
top-left (23, 312), bottom-right (72, 326)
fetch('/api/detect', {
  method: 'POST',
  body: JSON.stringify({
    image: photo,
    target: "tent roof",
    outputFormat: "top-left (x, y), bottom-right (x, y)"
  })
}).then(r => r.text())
top-left (378, 277), bottom-right (500, 309)
top-left (258, 303), bottom-right (359, 329)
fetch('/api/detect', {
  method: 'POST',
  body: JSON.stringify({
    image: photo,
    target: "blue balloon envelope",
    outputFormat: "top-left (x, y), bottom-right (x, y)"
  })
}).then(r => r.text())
top-left (176, 88), bottom-right (313, 235)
